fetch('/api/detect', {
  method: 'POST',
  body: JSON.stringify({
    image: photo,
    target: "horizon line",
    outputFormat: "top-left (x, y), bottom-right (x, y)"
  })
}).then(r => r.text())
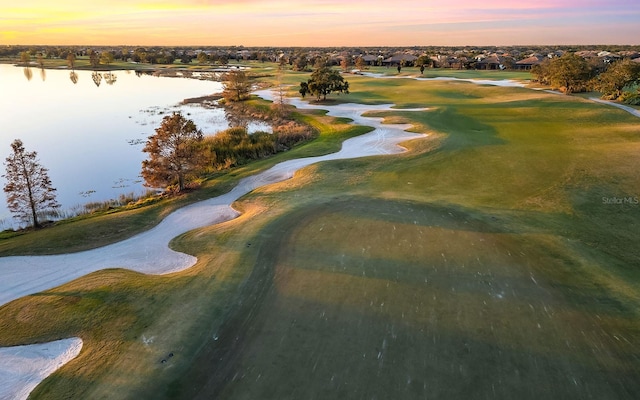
top-left (4, 43), bottom-right (640, 48)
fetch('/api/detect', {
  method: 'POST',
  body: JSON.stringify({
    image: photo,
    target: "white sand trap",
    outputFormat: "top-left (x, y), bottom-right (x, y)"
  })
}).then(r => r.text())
top-left (0, 338), bottom-right (82, 400)
top-left (0, 90), bottom-right (427, 399)
top-left (7, 76), bottom-right (630, 399)
top-left (0, 97), bottom-right (425, 307)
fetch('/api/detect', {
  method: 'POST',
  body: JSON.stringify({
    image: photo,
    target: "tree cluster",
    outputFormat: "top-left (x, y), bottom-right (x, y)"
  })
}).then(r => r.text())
top-left (299, 66), bottom-right (350, 101)
top-left (142, 112), bottom-right (315, 192)
top-left (532, 54), bottom-right (640, 101)
top-left (591, 59), bottom-right (640, 102)
top-left (221, 70), bottom-right (252, 102)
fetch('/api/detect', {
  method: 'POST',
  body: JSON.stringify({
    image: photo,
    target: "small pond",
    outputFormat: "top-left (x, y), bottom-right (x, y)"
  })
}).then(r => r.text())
top-left (0, 64), bottom-right (269, 229)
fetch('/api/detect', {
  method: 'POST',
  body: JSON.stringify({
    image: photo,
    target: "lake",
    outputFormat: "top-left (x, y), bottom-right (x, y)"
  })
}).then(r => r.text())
top-left (0, 64), bottom-right (267, 229)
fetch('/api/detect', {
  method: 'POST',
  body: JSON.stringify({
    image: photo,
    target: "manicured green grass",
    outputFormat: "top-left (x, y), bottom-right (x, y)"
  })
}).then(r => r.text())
top-left (1, 68), bottom-right (639, 399)
top-left (0, 99), bottom-right (367, 256)
top-left (179, 197), bottom-right (639, 399)
top-left (167, 76), bottom-right (639, 398)
top-left (0, 102), bottom-right (371, 398)
top-left (362, 65), bottom-right (532, 81)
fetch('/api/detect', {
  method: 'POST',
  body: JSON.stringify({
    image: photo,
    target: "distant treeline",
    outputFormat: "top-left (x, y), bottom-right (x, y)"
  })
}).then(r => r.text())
top-left (531, 54), bottom-right (640, 103)
top-left (4, 44), bottom-right (640, 66)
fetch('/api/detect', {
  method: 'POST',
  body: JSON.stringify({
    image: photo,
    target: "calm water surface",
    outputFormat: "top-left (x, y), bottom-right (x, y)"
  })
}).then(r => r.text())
top-left (0, 64), bottom-right (263, 228)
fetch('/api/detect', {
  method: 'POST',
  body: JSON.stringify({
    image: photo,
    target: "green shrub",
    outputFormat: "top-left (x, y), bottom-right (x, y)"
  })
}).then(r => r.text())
top-left (619, 91), bottom-right (640, 105)
top-left (202, 127), bottom-right (277, 170)
top-left (274, 122), bottom-right (316, 150)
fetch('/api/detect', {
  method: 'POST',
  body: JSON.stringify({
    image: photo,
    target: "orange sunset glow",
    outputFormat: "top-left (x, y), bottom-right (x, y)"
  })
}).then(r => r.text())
top-left (1, 0), bottom-right (639, 46)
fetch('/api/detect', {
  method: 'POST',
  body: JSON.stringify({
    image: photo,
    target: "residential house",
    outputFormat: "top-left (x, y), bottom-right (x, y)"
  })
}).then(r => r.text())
top-left (514, 54), bottom-right (546, 70)
top-left (361, 54), bottom-right (380, 66)
top-left (476, 54), bottom-right (512, 70)
top-left (382, 53), bottom-right (418, 67)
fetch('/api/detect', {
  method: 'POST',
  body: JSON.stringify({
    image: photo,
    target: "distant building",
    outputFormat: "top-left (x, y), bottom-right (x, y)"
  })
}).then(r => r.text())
top-left (514, 54), bottom-right (546, 70)
top-left (476, 54), bottom-right (511, 70)
top-left (382, 53), bottom-right (418, 66)
top-left (361, 55), bottom-right (380, 66)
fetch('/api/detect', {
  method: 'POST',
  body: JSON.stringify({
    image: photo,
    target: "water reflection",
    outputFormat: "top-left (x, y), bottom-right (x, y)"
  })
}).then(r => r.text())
top-left (23, 67), bottom-right (32, 81)
top-left (134, 70), bottom-right (154, 78)
top-left (91, 71), bottom-right (102, 87)
top-left (0, 64), bottom-right (227, 228)
top-left (225, 102), bottom-right (252, 130)
top-left (104, 72), bottom-right (117, 85)
top-left (23, 67), bottom-right (124, 87)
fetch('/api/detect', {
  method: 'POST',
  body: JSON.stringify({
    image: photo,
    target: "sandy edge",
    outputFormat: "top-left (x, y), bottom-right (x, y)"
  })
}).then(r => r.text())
top-left (0, 338), bottom-right (82, 400)
top-left (2, 77), bottom-right (635, 399)
top-left (0, 90), bottom-right (427, 399)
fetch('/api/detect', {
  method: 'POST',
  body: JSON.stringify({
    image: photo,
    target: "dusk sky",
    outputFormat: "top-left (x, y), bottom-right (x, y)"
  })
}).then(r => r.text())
top-left (1, 0), bottom-right (639, 46)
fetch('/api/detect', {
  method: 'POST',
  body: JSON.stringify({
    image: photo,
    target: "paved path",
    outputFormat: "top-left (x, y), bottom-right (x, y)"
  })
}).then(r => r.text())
top-left (589, 97), bottom-right (640, 118)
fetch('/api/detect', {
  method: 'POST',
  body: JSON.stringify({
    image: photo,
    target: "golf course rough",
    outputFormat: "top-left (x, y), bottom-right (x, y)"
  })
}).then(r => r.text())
top-left (1, 72), bottom-right (639, 399)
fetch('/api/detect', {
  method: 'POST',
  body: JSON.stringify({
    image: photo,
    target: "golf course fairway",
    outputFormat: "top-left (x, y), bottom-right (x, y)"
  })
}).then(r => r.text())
top-left (1, 71), bottom-right (639, 399)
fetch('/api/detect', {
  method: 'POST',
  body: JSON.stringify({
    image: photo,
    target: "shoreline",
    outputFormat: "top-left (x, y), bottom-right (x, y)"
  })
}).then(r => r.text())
top-left (0, 89), bottom-right (428, 399)
top-left (0, 59), bottom-right (251, 74)
top-left (0, 90), bottom-right (427, 307)
top-left (1, 74), bottom-right (637, 399)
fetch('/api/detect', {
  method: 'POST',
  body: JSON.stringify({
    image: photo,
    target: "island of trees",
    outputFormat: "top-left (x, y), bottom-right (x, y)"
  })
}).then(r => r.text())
top-left (139, 69), bottom-right (316, 195)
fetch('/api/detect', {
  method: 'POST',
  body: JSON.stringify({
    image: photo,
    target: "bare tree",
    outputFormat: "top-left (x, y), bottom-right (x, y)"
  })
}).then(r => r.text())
top-left (222, 70), bottom-right (251, 102)
top-left (89, 49), bottom-right (100, 68)
top-left (273, 61), bottom-right (289, 117)
top-left (19, 51), bottom-right (30, 66)
top-left (3, 139), bottom-right (60, 228)
top-left (66, 52), bottom-right (76, 69)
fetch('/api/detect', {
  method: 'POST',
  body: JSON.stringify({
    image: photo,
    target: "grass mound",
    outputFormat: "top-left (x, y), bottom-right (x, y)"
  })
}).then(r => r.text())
top-left (181, 198), bottom-right (639, 399)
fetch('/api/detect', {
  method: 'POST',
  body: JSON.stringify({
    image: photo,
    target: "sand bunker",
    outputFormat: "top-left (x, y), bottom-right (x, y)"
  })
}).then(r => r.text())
top-left (0, 91), bottom-right (427, 399)
top-left (0, 338), bottom-right (82, 400)
top-left (0, 97), bottom-right (425, 307)
top-left (3, 74), bottom-right (634, 399)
